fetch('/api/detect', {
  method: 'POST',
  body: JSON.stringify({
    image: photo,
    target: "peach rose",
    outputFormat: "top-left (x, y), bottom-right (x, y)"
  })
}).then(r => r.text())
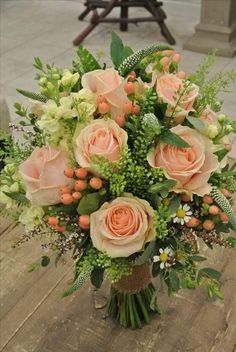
top-left (74, 118), bottom-right (128, 171)
top-left (19, 145), bottom-right (74, 206)
top-left (90, 195), bottom-right (155, 258)
top-left (81, 68), bottom-right (129, 118)
top-left (147, 125), bottom-right (219, 197)
top-left (156, 74), bottom-right (199, 121)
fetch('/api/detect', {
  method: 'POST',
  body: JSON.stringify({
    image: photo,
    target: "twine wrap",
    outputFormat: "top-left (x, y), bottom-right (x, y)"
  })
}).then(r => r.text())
top-left (113, 264), bottom-right (152, 294)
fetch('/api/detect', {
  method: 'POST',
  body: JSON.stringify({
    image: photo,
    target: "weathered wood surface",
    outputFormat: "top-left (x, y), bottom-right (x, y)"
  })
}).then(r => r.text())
top-left (0, 217), bottom-right (235, 352)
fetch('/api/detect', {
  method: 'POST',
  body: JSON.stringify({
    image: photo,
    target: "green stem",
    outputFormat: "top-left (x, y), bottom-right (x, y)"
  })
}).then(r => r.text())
top-left (128, 294), bottom-right (136, 329)
top-left (136, 293), bottom-right (150, 324)
top-left (131, 295), bottom-right (142, 329)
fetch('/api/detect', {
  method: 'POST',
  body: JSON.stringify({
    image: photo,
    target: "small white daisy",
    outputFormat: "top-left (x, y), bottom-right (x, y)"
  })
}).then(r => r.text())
top-left (172, 204), bottom-right (192, 225)
top-left (153, 247), bottom-right (174, 269)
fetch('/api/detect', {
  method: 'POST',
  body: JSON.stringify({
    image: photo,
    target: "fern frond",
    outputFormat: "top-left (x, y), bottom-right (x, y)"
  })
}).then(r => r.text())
top-left (61, 264), bottom-right (92, 297)
top-left (210, 187), bottom-right (236, 231)
top-left (17, 89), bottom-right (47, 103)
top-left (118, 44), bottom-right (172, 76)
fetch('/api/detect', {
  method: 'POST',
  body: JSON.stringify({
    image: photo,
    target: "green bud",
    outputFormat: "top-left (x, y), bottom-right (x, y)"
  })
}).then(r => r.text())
top-left (52, 73), bottom-right (60, 80)
top-left (217, 114), bottom-right (226, 122)
top-left (39, 77), bottom-right (47, 86)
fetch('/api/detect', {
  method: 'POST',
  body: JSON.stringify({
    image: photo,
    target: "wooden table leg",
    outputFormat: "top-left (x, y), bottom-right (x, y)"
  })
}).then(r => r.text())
top-left (78, 6), bottom-right (92, 21)
top-left (120, 0), bottom-right (128, 31)
top-left (146, 0), bottom-right (176, 45)
top-left (73, 0), bottom-right (119, 46)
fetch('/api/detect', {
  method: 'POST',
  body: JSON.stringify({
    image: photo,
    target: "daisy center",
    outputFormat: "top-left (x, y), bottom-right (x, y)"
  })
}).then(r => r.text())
top-left (160, 253), bottom-right (168, 263)
top-left (176, 209), bottom-right (186, 218)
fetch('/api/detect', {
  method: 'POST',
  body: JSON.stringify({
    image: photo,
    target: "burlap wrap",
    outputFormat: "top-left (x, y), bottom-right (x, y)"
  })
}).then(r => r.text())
top-left (113, 264), bottom-right (152, 294)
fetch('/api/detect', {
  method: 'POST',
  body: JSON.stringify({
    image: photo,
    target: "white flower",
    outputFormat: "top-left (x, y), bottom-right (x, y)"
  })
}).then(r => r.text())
top-left (61, 69), bottom-right (80, 88)
top-left (19, 206), bottom-right (44, 230)
top-left (172, 204), bottom-right (192, 225)
top-left (206, 124), bottom-right (219, 139)
top-left (153, 247), bottom-right (174, 269)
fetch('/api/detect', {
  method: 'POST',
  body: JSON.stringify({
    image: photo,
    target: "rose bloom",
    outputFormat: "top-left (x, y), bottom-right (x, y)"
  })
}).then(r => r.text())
top-left (90, 195), bottom-right (155, 258)
top-left (81, 68), bottom-right (129, 118)
top-left (147, 125), bottom-right (219, 197)
top-left (156, 74), bottom-right (199, 122)
top-left (74, 118), bottom-right (128, 171)
top-left (19, 145), bottom-right (74, 206)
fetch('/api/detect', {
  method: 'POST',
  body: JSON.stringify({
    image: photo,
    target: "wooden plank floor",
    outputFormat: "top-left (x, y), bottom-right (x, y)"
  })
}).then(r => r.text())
top-left (0, 217), bottom-right (236, 352)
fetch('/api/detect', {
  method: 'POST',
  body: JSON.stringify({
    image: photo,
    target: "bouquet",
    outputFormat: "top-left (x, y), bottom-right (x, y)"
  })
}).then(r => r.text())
top-left (1, 33), bottom-right (236, 329)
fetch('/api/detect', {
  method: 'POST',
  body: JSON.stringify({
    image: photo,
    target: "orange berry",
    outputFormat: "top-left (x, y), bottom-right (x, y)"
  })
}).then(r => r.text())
top-left (221, 189), bottom-right (230, 198)
top-left (64, 168), bottom-right (74, 178)
top-left (61, 193), bottom-right (73, 205)
top-left (186, 217), bottom-right (200, 228)
top-left (54, 224), bottom-right (65, 232)
top-left (59, 186), bottom-right (71, 195)
top-left (123, 102), bottom-right (133, 115)
top-left (209, 205), bottom-right (220, 215)
top-left (181, 194), bottom-right (191, 202)
top-left (75, 168), bottom-right (88, 179)
top-left (115, 114), bottom-right (126, 127)
top-left (89, 177), bottom-right (103, 190)
top-left (163, 50), bottom-right (174, 57)
top-left (203, 219), bottom-right (215, 231)
top-left (79, 215), bottom-right (90, 229)
top-left (97, 95), bottom-right (106, 104)
top-left (98, 102), bottom-right (110, 114)
top-left (124, 82), bottom-right (135, 95)
top-left (72, 191), bottom-right (82, 200)
top-left (133, 105), bottom-right (140, 116)
top-left (128, 71), bottom-right (136, 82)
top-left (220, 213), bottom-right (229, 223)
top-left (172, 53), bottom-right (181, 63)
top-left (160, 57), bottom-right (169, 67)
top-left (203, 195), bottom-right (213, 204)
top-left (48, 216), bottom-right (58, 226)
top-left (177, 71), bottom-right (186, 79)
top-left (75, 180), bottom-right (87, 191)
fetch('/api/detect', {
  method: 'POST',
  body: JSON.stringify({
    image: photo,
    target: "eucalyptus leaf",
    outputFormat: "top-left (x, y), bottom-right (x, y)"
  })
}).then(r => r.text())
top-left (189, 255), bottom-right (207, 262)
top-left (160, 130), bottom-right (190, 148)
top-left (200, 267), bottom-right (221, 281)
top-left (169, 270), bottom-right (180, 292)
top-left (41, 256), bottom-right (50, 267)
top-left (148, 179), bottom-right (177, 194)
top-left (187, 116), bottom-right (206, 132)
top-left (168, 196), bottom-right (181, 215)
top-left (135, 241), bottom-right (156, 266)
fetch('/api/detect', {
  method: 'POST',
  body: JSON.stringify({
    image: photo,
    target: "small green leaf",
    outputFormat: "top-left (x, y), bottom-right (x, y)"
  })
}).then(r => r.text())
top-left (226, 236), bottom-right (236, 247)
top-left (200, 267), bottom-right (221, 281)
top-left (76, 46), bottom-right (101, 73)
top-left (169, 270), bottom-right (180, 292)
top-left (41, 256), bottom-right (50, 267)
top-left (152, 262), bottom-right (161, 277)
top-left (214, 148), bottom-right (228, 162)
top-left (110, 32), bottom-right (124, 68)
top-left (3, 191), bottom-right (29, 205)
top-left (148, 179), bottom-right (176, 194)
top-left (77, 192), bottom-right (104, 215)
top-left (168, 196), bottom-right (181, 215)
top-left (189, 255), bottom-right (207, 262)
top-left (135, 241), bottom-right (156, 266)
top-left (91, 267), bottom-right (104, 288)
top-left (160, 130), bottom-right (190, 148)
top-left (187, 116), bottom-right (205, 132)
top-left (27, 263), bottom-right (39, 272)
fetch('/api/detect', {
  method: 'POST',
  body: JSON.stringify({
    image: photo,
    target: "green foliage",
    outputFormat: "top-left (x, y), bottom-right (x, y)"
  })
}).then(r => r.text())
top-left (186, 116), bottom-right (205, 132)
top-left (188, 51), bottom-right (216, 87)
top-left (188, 255), bottom-right (207, 262)
top-left (110, 32), bottom-right (133, 68)
top-left (159, 129), bottom-right (190, 148)
top-left (62, 262), bottom-right (93, 297)
top-left (154, 205), bottom-right (172, 239)
top-left (90, 266), bottom-right (105, 288)
top-left (3, 191), bottom-right (29, 206)
top-left (16, 89), bottom-right (48, 103)
top-left (148, 180), bottom-right (176, 194)
top-left (74, 46), bottom-right (101, 74)
top-left (41, 256), bottom-right (50, 267)
top-left (135, 241), bottom-right (157, 265)
top-left (77, 192), bottom-right (106, 215)
top-left (118, 44), bottom-right (172, 76)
